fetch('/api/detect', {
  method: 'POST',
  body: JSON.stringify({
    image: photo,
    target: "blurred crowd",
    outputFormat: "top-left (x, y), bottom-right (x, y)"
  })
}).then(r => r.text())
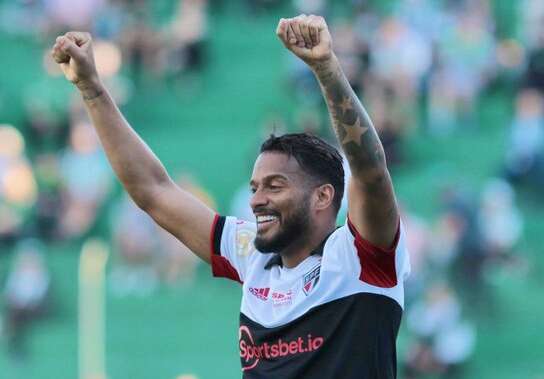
top-left (0, 0), bottom-right (542, 376)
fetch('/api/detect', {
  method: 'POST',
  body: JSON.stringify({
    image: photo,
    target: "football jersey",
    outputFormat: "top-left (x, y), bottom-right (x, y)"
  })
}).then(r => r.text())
top-left (210, 215), bottom-right (410, 379)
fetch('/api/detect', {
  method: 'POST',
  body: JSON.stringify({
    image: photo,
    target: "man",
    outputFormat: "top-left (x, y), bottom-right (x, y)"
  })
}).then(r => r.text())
top-left (52, 14), bottom-right (409, 379)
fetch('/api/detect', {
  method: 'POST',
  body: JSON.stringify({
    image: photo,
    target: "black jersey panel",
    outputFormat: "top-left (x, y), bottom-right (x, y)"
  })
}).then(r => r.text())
top-left (239, 292), bottom-right (402, 379)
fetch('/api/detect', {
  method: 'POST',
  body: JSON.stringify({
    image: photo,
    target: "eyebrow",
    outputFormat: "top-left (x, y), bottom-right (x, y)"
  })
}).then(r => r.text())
top-left (249, 174), bottom-right (289, 187)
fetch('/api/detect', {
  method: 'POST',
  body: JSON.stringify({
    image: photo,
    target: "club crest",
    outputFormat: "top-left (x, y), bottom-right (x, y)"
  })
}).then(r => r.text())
top-left (302, 265), bottom-right (321, 296)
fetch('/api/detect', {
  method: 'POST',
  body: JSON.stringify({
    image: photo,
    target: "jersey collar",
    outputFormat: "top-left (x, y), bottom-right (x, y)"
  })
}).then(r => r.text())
top-left (263, 228), bottom-right (336, 270)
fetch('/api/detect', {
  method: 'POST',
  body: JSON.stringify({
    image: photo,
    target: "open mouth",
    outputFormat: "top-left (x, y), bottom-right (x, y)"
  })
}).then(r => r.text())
top-left (256, 215), bottom-right (279, 232)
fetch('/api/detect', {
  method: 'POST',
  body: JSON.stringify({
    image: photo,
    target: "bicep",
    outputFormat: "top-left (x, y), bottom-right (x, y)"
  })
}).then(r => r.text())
top-left (347, 172), bottom-right (399, 249)
top-left (143, 179), bottom-right (216, 263)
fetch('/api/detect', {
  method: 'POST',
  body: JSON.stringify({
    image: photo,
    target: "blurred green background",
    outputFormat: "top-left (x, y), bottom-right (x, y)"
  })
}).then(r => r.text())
top-left (0, 0), bottom-right (543, 378)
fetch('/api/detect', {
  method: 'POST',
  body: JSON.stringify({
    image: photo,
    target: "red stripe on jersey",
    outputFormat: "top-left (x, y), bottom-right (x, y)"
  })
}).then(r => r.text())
top-left (210, 213), bottom-right (220, 256)
top-left (347, 217), bottom-right (399, 288)
top-left (212, 254), bottom-right (242, 284)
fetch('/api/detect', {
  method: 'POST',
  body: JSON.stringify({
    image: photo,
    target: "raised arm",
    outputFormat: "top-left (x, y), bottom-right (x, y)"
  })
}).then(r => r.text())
top-left (276, 16), bottom-right (399, 248)
top-left (51, 32), bottom-right (215, 262)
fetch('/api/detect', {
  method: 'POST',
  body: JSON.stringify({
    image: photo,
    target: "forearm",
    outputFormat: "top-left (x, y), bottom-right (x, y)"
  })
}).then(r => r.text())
top-left (78, 81), bottom-right (170, 207)
top-left (311, 55), bottom-right (387, 181)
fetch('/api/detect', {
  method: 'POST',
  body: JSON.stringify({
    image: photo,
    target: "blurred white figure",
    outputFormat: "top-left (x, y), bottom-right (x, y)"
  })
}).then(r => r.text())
top-left (3, 240), bottom-right (50, 359)
top-left (478, 179), bottom-right (523, 258)
top-left (370, 17), bottom-right (432, 92)
top-left (428, 4), bottom-right (496, 134)
top-left (504, 89), bottom-right (544, 186)
top-left (44, 0), bottom-right (105, 30)
top-left (405, 283), bottom-right (475, 379)
top-left (110, 195), bottom-right (159, 296)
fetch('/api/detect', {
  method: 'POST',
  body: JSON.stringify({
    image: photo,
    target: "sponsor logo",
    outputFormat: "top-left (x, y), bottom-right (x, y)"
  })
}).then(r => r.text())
top-left (249, 287), bottom-right (270, 301)
top-left (271, 289), bottom-right (294, 307)
top-left (302, 265), bottom-right (321, 296)
top-left (239, 325), bottom-right (324, 371)
top-left (236, 223), bottom-right (256, 256)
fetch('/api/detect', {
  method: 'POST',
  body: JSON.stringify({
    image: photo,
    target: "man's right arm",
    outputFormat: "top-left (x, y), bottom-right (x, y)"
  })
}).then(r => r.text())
top-left (52, 32), bottom-right (215, 263)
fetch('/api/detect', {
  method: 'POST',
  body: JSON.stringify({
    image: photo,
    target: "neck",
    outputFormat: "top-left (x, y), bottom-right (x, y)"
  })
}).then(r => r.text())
top-left (280, 220), bottom-right (336, 269)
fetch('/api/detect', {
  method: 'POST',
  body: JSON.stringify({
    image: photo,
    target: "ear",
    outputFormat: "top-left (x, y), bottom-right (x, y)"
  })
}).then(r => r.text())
top-left (313, 184), bottom-right (335, 211)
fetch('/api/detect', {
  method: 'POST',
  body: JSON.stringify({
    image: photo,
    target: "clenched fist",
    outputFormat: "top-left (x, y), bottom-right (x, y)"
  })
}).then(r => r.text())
top-left (51, 32), bottom-right (100, 91)
top-left (276, 15), bottom-right (333, 67)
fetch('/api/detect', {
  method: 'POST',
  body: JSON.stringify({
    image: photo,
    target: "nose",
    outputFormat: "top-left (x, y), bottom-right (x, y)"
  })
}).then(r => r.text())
top-left (250, 187), bottom-right (268, 211)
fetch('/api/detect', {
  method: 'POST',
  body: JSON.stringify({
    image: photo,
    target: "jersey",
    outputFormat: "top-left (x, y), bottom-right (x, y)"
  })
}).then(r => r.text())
top-left (210, 214), bottom-right (410, 379)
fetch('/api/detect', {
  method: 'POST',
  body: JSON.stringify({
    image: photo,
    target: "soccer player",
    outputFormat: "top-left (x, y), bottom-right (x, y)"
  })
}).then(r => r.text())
top-left (52, 15), bottom-right (409, 379)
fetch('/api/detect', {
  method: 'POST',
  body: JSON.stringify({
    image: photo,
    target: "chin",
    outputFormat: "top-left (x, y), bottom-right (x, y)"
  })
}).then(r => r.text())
top-left (254, 236), bottom-right (277, 254)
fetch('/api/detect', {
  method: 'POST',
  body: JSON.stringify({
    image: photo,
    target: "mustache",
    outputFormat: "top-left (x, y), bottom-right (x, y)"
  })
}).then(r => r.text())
top-left (252, 207), bottom-right (281, 217)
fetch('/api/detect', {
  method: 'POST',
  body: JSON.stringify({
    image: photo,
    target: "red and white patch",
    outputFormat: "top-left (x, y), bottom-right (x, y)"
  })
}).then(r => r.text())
top-left (302, 265), bottom-right (321, 296)
top-left (249, 287), bottom-right (270, 301)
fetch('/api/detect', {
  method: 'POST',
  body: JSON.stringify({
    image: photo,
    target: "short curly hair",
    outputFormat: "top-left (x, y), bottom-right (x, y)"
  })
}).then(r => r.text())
top-left (260, 133), bottom-right (345, 213)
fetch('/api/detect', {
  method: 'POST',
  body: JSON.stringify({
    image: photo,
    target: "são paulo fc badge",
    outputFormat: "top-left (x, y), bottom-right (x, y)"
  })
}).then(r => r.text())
top-left (302, 265), bottom-right (321, 296)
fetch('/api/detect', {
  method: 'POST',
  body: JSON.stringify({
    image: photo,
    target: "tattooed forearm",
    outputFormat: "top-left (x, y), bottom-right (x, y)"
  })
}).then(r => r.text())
top-left (311, 56), bottom-right (386, 178)
top-left (77, 81), bottom-right (105, 102)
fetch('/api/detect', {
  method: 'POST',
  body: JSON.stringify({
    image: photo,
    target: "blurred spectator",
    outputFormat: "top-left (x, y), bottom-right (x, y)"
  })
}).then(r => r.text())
top-left (0, 125), bottom-right (38, 242)
top-left (22, 99), bottom-right (69, 156)
top-left (478, 178), bottom-right (523, 261)
top-left (520, 0), bottom-right (544, 49)
top-left (110, 195), bottom-right (159, 296)
top-left (400, 205), bottom-right (433, 303)
top-left (523, 27), bottom-right (544, 93)
top-left (33, 153), bottom-right (63, 240)
top-left (111, 174), bottom-right (216, 295)
top-left (434, 186), bottom-right (488, 297)
top-left (154, 174), bottom-right (216, 285)
top-left (504, 88), bottom-right (544, 189)
top-left (44, 0), bottom-right (105, 33)
top-left (404, 282), bottom-right (476, 379)
top-left (293, 0), bottom-right (327, 16)
top-left (161, 0), bottom-right (209, 76)
top-left (118, 0), bottom-right (159, 85)
top-left (332, 20), bottom-right (369, 95)
top-left (427, 1), bottom-right (496, 134)
top-left (0, 0), bottom-right (46, 36)
top-left (369, 16), bottom-right (432, 101)
top-left (3, 239), bottom-right (51, 360)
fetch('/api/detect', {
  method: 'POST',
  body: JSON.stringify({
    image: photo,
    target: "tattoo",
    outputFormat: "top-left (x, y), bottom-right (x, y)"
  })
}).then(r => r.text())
top-left (338, 96), bottom-right (353, 115)
top-left (82, 88), bottom-right (104, 101)
top-left (313, 57), bottom-right (385, 176)
top-left (340, 117), bottom-right (368, 146)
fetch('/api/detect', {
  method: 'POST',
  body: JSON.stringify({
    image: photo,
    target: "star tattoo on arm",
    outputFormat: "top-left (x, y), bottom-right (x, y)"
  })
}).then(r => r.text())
top-left (339, 96), bottom-right (353, 115)
top-left (312, 58), bottom-right (387, 176)
top-left (341, 117), bottom-right (368, 146)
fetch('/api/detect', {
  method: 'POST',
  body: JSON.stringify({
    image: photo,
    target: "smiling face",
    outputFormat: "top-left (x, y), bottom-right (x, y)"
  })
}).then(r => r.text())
top-left (250, 152), bottom-right (313, 254)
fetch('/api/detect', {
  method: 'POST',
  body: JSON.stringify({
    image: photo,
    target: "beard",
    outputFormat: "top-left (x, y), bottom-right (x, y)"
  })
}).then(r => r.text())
top-left (254, 197), bottom-right (311, 254)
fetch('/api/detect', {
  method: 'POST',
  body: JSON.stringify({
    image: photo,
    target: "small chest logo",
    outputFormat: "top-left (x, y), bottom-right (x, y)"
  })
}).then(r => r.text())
top-left (249, 287), bottom-right (270, 301)
top-left (302, 265), bottom-right (321, 296)
top-left (271, 289), bottom-right (294, 307)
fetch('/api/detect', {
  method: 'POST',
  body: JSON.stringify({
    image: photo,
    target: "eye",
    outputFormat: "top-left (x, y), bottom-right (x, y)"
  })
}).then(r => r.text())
top-left (250, 187), bottom-right (257, 194)
top-left (268, 184), bottom-right (282, 192)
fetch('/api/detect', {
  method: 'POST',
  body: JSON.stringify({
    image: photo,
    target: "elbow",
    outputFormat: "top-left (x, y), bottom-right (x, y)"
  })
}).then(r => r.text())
top-left (353, 166), bottom-right (392, 191)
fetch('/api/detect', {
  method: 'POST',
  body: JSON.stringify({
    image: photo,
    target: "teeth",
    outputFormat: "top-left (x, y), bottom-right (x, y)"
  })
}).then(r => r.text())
top-left (257, 215), bottom-right (278, 224)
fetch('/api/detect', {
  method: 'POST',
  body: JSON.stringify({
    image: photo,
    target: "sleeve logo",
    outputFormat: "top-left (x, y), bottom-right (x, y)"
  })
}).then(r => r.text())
top-left (236, 225), bottom-right (256, 256)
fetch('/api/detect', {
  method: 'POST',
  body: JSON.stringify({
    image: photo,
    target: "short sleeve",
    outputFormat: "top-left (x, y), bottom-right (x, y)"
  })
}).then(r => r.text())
top-left (210, 215), bottom-right (257, 284)
top-left (343, 217), bottom-right (410, 288)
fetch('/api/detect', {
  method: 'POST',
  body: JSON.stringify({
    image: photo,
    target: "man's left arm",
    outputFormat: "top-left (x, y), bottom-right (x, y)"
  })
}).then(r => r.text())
top-left (277, 15), bottom-right (399, 248)
top-left (276, 15), bottom-right (399, 249)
